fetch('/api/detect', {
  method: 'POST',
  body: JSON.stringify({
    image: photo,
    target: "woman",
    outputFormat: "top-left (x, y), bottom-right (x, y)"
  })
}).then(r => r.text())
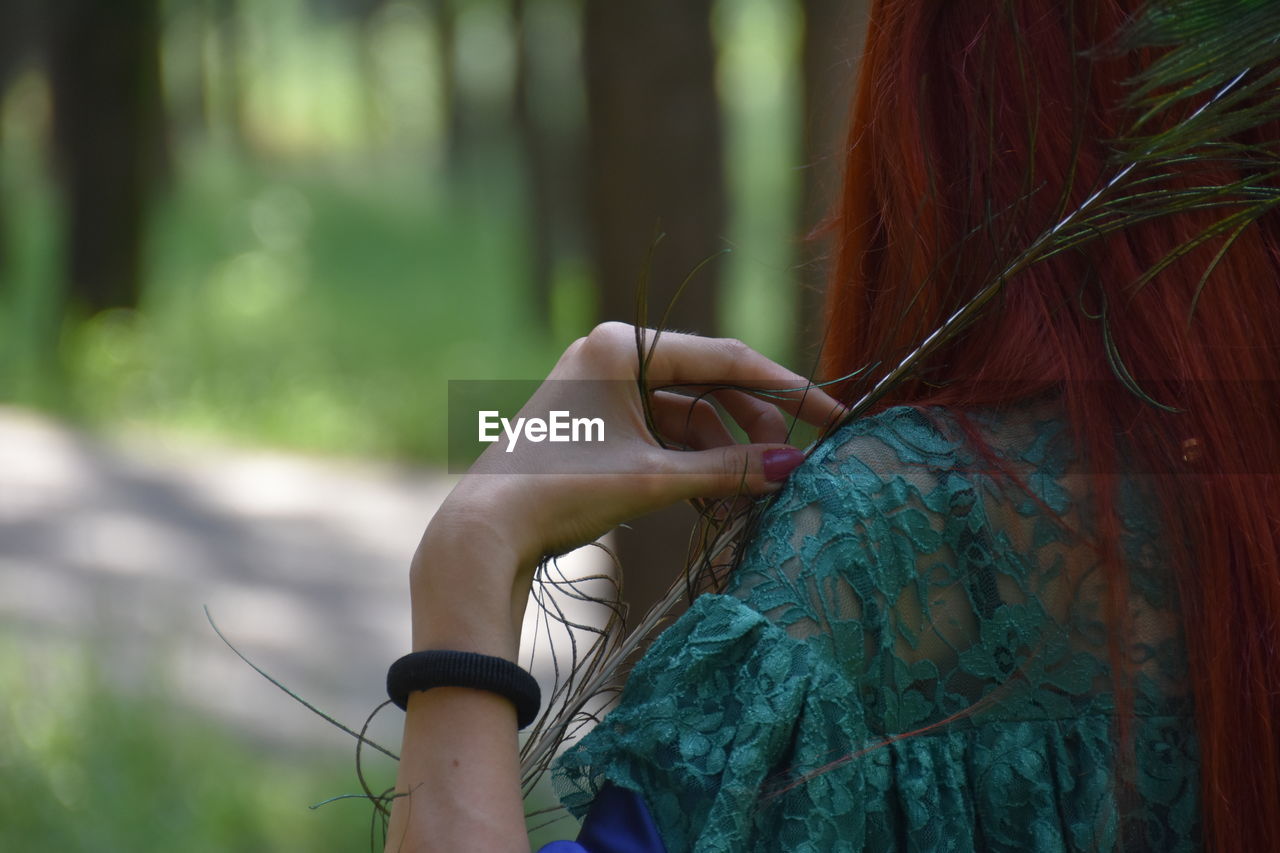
top-left (383, 0), bottom-right (1280, 850)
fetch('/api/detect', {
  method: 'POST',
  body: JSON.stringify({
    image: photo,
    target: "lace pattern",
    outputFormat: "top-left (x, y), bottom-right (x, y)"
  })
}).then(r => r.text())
top-left (553, 404), bottom-right (1199, 851)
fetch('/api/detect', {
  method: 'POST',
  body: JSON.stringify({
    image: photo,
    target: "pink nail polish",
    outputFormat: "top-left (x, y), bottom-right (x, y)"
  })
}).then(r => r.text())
top-left (763, 448), bottom-right (806, 482)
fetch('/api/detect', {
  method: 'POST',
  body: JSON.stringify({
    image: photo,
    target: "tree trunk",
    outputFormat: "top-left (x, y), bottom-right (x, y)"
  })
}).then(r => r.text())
top-left (582, 0), bottom-right (726, 631)
top-left (47, 0), bottom-right (167, 318)
top-left (796, 0), bottom-right (868, 365)
top-left (426, 0), bottom-right (464, 170)
top-left (211, 0), bottom-right (249, 153)
top-left (511, 0), bottom-right (555, 330)
top-left (351, 0), bottom-right (393, 148)
top-left (583, 0), bottom-right (725, 336)
top-left (0, 0), bottom-right (42, 287)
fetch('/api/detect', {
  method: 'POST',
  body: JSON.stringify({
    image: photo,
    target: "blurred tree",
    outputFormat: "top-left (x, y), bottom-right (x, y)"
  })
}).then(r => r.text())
top-left (47, 0), bottom-right (168, 319)
top-left (511, 0), bottom-right (583, 330)
top-left (0, 0), bottom-right (40, 112)
top-left (427, 0), bottom-right (464, 169)
top-left (0, 0), bottom-right (44, 288)
top-left (163, 2), bottom-right (209, 143)
top-left (583, 0), bottom-right (725, 335)
top-left (582, 0), bottom-right (725, 630)
top-left (211, 0), bottom-right (249, 153)
top-left (512, 0), bottom-right (551, 327)
top-left (795, 0), bottom-right (868, 366)
top-left (348, 0), bottom-right (395, 145)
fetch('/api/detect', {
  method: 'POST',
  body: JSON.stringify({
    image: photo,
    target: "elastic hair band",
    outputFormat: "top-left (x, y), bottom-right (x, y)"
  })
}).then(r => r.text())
top-left (386, 650), bottom-right (541, 730)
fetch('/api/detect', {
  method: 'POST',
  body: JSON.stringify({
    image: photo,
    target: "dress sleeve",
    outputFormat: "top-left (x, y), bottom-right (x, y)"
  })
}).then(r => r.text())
top-left (552, 592), bottom-right (866, 852)
top-left (551, 405), bottom-right (1199, 852)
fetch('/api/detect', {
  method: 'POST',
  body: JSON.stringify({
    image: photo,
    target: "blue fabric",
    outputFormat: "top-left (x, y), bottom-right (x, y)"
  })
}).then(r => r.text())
top-left (537, 784), bottom-right (665, 853)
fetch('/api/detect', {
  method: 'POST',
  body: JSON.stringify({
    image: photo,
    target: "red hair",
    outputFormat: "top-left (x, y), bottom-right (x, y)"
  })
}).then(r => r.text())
top-left (822, 1), bottom-right (1280, 849)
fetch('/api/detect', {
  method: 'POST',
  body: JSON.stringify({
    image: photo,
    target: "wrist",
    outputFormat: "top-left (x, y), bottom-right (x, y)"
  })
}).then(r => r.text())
top-left (430, 478), bottom-right (546, 568)
top-left (409, 521), bottom-right (534, 661)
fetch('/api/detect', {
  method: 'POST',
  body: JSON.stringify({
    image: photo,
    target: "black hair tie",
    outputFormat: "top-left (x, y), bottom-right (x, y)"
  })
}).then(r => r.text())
top-left (386, 650), bottom-right (541, 730)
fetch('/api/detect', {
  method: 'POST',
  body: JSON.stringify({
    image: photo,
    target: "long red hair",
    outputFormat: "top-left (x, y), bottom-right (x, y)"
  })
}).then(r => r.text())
top-left (821, 1), bottom-right (1280, 849)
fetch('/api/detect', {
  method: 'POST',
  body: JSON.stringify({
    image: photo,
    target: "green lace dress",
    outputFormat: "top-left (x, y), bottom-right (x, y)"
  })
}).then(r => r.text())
top-left (552, 404), bottom-right (1201, 851)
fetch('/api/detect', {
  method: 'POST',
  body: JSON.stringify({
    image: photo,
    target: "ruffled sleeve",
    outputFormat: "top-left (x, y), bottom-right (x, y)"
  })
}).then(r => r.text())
top-left (553, 593), bottom-right (867, 852)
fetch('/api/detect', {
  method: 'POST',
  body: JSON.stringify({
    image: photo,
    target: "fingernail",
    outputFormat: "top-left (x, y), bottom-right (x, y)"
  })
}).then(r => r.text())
top-left (763, 448), bottom-right (806, 482)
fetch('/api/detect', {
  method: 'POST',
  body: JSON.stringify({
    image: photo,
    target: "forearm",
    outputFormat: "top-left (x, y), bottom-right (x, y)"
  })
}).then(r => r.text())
top-left (384, 688), bottom-right (530, 853)
top-left (384, 527), bottom-right (535, 853)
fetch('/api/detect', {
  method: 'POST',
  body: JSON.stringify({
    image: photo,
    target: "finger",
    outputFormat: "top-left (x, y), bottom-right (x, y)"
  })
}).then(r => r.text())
top-left (649, 391), bottom-right (735, 450)
top-left (710, 388), bottom-right (789, 445)
top-left (638, 332), bottom-right (848, 428)
top-left (648, 442), bottom-right (808, 500)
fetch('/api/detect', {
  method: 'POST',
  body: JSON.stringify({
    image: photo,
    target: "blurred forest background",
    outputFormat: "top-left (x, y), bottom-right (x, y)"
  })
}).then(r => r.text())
top-left (0, 0), bottom-right (868, 848)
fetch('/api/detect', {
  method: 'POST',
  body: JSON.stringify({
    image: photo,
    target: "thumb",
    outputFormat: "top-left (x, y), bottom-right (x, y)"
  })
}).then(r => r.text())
top-left (668, 444), bottom-right (808, 500)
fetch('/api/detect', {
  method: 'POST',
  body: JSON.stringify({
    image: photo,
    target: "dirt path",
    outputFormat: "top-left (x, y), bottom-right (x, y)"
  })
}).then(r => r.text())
top-left (0, 406), bottom-right (610, 754)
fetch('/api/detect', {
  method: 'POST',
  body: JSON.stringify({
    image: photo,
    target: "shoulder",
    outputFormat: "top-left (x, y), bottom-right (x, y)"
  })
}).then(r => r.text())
top-left (734, 404), bottom-right (1013, 579)
top-left (724, 407), bottom-right (989, 653)
top-left (804, 405), bottom-right (971, 488)
top-left (758, 400), bottom-right (1081, 541)
top-left (802, 402), bottom-right (1075, 490)
top-left (757, 405), bottom-right (980, 535)
top-left (726, 401), bottom-right (1085, 677)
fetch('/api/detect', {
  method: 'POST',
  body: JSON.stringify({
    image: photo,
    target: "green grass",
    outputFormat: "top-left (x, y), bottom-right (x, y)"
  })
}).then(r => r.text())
top-left (0, 637), bottom-right (584, 850)
top-left (0, 637), bottom-right (381, 852)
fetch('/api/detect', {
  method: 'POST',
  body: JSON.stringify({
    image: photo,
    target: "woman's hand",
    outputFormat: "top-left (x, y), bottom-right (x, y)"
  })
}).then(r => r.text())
top-left (426, 322), bottom-right (844, 575)
top-left (386, 324), bottom-right (844, 852)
